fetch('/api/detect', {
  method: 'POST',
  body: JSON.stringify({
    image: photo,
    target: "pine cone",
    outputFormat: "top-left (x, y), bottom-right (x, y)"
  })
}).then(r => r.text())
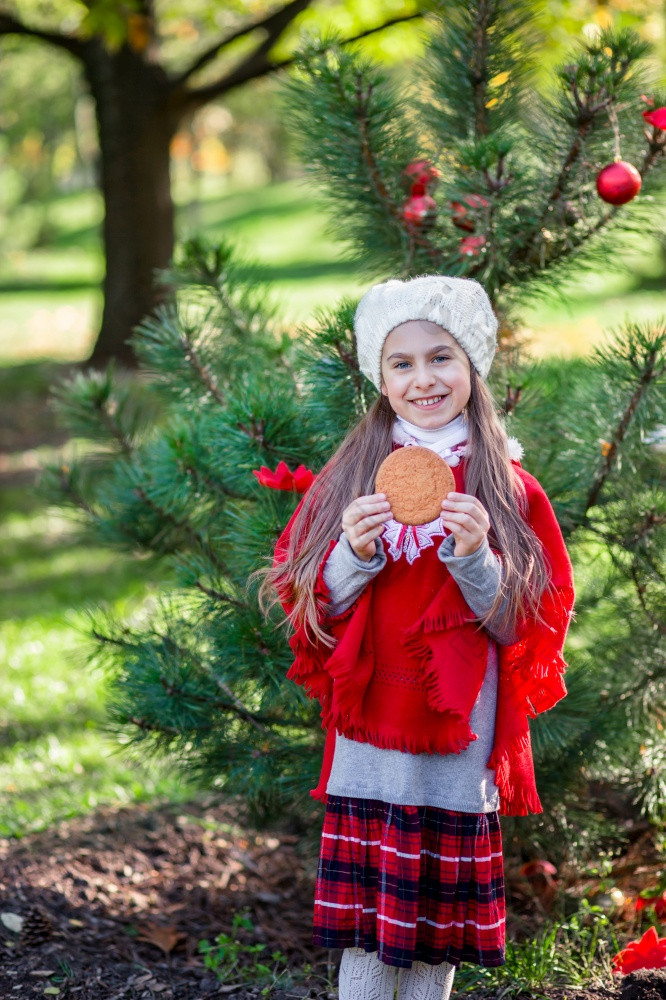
top-left (19, 906), bottom-right (53, 947)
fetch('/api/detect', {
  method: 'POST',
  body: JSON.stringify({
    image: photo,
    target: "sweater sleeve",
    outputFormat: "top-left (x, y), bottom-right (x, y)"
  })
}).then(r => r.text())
top-left (322, 533), bottom-right (387, 616)
top-left (438, 534), bottom-right (516, 645)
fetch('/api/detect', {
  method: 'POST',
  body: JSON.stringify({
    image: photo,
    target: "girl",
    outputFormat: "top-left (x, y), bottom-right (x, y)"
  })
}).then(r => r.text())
top-left (262, 275), bottom-right (574, 1000)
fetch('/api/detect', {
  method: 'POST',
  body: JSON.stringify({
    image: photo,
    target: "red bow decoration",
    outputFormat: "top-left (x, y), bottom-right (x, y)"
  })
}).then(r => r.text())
top-left (613, 927), bottom-right (666, 974)
top-left (253, 460), bottom-right (315, 493)
top-left (643, 107), bottom-right (666, 129)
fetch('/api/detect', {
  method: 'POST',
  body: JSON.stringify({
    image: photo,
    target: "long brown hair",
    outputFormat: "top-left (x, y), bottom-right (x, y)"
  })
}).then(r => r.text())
top-left (259, 370), bottom-right (550, 646)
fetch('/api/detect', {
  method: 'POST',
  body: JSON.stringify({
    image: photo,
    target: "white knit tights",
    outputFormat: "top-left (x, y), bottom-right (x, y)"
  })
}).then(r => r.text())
top-left (338, 947), bottom-right (455, 1000)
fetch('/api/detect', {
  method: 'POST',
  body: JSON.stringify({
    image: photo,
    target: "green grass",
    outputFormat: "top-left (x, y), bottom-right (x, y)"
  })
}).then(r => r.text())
top-left (0, 484), bottom-right (198, 838)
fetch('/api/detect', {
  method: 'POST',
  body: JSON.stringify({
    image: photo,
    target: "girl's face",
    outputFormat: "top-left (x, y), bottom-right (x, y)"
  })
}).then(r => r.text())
top-left (380, 320), bottom-right (471, 429)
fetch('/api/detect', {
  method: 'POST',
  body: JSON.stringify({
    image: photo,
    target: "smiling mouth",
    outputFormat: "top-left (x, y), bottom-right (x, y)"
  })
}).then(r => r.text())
top-left (411, 395), bottom-right (445, 407)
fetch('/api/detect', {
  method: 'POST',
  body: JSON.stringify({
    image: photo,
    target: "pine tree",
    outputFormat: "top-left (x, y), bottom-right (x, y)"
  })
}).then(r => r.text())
top-left (47, 1), bottom-right (666, 857)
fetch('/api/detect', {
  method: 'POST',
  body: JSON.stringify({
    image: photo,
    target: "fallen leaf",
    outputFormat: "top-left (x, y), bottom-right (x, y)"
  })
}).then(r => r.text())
top-left (43, 990), bottom-right (61, 996)
top-left (30, 970), bottom-right (57, 976)
top-left (1, 912), bottom-right (23, 933)
top-left (136, 922), bottom-right (185, 954)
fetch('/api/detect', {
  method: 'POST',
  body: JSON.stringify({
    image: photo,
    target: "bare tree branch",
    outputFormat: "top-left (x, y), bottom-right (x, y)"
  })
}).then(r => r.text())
top-left (171, 0), bottom-right (313, 90)
top-left (182, 11), bottom-right (423, 113)
top-left (0, 12), bottom-right (87, 60)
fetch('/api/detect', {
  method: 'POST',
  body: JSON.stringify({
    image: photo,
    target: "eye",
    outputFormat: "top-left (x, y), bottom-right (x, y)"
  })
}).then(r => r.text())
top-left (394, 361), bottom-right (411, 369)
top-left (433, 355), bottom-right (450, 363)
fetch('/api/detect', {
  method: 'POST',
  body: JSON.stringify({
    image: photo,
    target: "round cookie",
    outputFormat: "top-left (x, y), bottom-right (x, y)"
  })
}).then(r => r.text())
top-left (376, 446), bottom-right (455, 525)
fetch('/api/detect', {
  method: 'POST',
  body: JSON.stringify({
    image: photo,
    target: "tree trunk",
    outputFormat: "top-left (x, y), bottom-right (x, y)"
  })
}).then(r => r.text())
top-left (83, 43), bottom-right (178, 367)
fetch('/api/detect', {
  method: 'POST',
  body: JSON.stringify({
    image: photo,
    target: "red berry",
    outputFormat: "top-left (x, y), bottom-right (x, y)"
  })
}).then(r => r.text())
top-left (460, 234), bottom-right (486, 256)
top-left (402, 193), bottom-right (437, 227)
top-left (403, 160), bottom-right (440, 189)
top-left (450, 194), bottom-right (489, 231)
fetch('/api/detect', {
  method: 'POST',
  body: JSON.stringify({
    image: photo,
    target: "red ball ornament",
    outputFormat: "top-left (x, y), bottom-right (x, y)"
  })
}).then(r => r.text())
top-left (402, 192), bottom-right (437, 228)
top-left (596, 161), bottom-right (641, 206)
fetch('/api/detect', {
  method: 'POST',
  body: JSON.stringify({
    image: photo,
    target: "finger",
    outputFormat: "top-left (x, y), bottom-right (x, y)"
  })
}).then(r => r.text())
top-left (441, 502), bottom-right (488, 527)
top-left (343, 510), bottom-right (392, 533)
top-left (345, 499), bottom-right (391, 522)
top-left (355, 523), bottom-right (387, 546)
top-left (440, 509), bottom-right (486, 528)
top-left (441, 496), bottom-right (486, 515)
top-left (444, 492), bottom-right (478, 503)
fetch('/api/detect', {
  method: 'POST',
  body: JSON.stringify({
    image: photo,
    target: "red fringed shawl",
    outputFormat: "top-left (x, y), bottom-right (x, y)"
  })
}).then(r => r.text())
top-left (276, 460), bottom-right (574, 817)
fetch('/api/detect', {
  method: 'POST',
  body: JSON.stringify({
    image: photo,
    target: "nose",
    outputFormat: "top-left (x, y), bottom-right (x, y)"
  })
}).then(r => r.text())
top-left (412, 363), bottom-right (436, 389)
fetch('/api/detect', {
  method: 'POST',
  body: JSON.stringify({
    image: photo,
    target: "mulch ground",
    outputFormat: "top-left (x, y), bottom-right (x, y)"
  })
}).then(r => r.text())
top-left (1, 794), bottom-right (663, 1000)
top-left (0, 796), bottom-right (329, 999)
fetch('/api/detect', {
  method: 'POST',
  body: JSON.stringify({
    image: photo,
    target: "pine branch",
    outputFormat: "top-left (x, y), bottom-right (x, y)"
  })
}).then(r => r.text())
top-left (158, 676), bottom-right (279, 736)
top-left (91, 628), bottom-right (137, 649)
top-left (98, 403), bottom-right (135, 456)
top-left (182, 459), bottom-right (246, 502)
top-left (128, 716), bottom-right (180, 736)
top-left (180, 332), bottom-right (226, 406)
top-left (502, 382), bottom-right (523, 416)
top-left (514, 30), bottom-right (651, 272)
top-left (57, 465), bottom-right (97, 519)
top-left (584, 344), bottom-right (663, 514)
top-left (354, 74), bottom-right (441, 267)
top-left (629, 565), bottom-right (666, 636)
top-left (194, 580), bottom-right (244, 610)
top-left (133, 484), bottom-right (226, 573)
top-left (0, 12), bottom-right (87, 59)
top-left (333, 336), bottom-right (365, 399)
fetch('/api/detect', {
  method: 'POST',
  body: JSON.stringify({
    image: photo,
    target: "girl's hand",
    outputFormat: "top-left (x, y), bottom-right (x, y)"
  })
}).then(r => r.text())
top-left (441, 492), bottom-right (490, 558)
top-left (342, 493), bottom-right (392, 562)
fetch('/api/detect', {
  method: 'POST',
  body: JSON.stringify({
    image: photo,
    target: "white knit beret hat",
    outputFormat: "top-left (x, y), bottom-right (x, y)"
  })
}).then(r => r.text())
top-left (354, 275), bottom-right (498, 389)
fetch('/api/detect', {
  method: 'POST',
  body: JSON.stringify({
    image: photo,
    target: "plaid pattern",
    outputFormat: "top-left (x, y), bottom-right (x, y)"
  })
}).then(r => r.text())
top-left (313, 796), bottom-right (505, 969)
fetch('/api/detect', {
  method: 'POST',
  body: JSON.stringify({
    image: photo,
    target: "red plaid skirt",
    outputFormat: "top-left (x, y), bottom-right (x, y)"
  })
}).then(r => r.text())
top-left (314, 796), bottom-right (506, 969)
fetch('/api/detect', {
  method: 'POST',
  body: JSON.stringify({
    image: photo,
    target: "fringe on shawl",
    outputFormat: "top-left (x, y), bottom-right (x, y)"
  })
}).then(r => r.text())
top-left (488, 583), bottom-right (575, 816)
top-left (401, 576), bottom-right (489, 722)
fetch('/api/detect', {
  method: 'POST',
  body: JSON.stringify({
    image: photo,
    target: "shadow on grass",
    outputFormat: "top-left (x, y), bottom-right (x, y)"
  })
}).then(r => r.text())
top-left (0, 708), bottom-right (108, 752)
top-left (0, 359), bottom-right (80, 395)
top-left (1, 566), bottom-right (164, 623)
top-left (626, 271), bottom-right (666, 294)
top-left (0, 277), bottom-right (100, 293)
top-left (193, 193), bottom-right (311, 230)
top-left (235, 258), bottom-right (358, 284)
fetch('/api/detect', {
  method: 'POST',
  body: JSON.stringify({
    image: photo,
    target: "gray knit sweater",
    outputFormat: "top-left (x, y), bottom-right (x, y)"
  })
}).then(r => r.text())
top-left (322, 533), bottom-right (511, 813)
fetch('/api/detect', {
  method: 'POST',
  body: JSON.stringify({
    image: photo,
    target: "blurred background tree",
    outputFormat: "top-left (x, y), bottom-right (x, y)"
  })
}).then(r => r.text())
top-left (0, 0), bottom-right (423, 366)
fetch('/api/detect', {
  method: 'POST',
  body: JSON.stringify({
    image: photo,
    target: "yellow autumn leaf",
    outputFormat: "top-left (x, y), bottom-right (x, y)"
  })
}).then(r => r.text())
top-left (490, 71), bottom-right (510, 87)
top-left (595, 8), bottom-right (614, 29)
top-left (128, 14), bottom-right (151, 53)
top-left (485, 97), bottom-right (499, 109)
